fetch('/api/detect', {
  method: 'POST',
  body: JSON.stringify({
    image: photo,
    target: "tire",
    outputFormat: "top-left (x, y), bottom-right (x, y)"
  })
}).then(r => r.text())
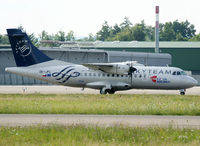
top-left (107, 89), bottom-right (115, 94)
top-left (180, 92), bottom-right (185, 95)
top-left (100, 89), bottom-right (107, 94)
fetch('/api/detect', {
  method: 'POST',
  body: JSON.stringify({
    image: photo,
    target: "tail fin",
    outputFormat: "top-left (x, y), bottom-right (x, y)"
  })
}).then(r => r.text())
top-left (7, 29), bottom-right (52, 67)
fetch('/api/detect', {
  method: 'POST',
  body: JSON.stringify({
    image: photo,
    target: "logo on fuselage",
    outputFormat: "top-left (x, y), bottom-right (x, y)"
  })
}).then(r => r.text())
top-left (15, 39), bottom-right (31, 57)
top-left (150, 76), bottom-right (157, 83)
top-left (150, 76), bottom-right (170, 83)
top-left (39, 66), bottom-right (80, 83)
top-left (52, 66), bottom-right (80, 83)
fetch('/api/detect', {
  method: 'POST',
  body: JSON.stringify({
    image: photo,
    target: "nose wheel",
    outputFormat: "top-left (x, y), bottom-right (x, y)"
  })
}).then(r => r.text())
top-left (179, 89), bottom-right (186, 95)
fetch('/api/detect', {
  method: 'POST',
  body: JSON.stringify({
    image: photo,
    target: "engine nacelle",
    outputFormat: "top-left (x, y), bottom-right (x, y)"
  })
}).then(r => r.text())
top-left (105, 64), bottom-right (130, 75)
top-left (104, 61), bottom-right (138, 75)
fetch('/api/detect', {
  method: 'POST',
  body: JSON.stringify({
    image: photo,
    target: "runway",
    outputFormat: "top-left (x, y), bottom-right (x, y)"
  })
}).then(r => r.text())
top-left (0, 85), bottom-right (200, 95)
top-left (0, 114), bottom-right (200, 128)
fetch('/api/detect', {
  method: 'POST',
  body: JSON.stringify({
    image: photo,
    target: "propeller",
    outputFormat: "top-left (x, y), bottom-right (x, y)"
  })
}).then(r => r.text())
top-left (128, 62), bottom-right (137, 86)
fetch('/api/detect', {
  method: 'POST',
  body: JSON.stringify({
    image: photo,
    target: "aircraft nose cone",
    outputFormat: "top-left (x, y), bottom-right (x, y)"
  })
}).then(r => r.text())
top-left (188, 77), bottom-right (198, 87)
top-left (192, 78), bottom-right (198, 86)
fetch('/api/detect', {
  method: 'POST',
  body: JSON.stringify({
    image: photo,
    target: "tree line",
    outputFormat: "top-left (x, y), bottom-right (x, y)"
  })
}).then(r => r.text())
top-left (1, 18), bottom-right (200, 46)
top-left (96, 17), bottom-right (197, 41)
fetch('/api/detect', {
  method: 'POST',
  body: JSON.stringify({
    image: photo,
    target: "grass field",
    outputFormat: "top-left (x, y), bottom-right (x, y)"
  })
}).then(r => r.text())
top-left (0, 126), bottom-right (200, 146)
top-left (0, 94), bottom-right (200, 115)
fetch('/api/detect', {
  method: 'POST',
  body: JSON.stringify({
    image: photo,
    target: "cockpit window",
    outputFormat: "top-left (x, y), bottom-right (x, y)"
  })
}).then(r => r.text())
top-left (172, 71), bottom-right (187, 76)
top-left (180, 71), bottom-right (187, 75)
top-left (172, 71), bottom-right (177, 75)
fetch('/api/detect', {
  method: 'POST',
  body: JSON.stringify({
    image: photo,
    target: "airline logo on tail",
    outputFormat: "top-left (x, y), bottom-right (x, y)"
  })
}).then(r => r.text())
top-left (15, 39), bottom-right (32, 57)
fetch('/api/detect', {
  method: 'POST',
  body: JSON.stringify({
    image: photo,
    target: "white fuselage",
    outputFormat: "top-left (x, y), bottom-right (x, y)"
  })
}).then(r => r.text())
top-left (5, 60), bottom-right (198, 92)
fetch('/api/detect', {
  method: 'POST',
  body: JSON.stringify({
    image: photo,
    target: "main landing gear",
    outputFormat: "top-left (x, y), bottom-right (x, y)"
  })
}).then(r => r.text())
top-left (179, 89), bottom-right (186, 95)
top-left (100, 88), bottom-right (115, 94)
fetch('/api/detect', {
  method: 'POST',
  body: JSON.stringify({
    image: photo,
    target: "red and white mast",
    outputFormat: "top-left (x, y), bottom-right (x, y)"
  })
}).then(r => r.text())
top-left (155, 6), bottom-right (159, 53)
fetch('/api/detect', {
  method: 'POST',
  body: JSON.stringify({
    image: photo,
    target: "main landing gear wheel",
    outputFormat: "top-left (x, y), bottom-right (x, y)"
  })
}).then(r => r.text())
top-left (100, 88), bottom-right (115, 94)
top-left (100, 89), bottom-right (106, 94)
top-left (107, 88), bottom-right (115, 94)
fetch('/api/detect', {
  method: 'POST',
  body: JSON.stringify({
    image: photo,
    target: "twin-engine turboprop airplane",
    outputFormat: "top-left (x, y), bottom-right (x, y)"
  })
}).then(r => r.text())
top-left (5, 29), bottom-right (198, 95)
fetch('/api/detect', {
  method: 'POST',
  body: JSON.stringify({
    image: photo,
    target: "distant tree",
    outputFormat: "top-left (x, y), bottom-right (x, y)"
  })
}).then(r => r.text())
top-left (29, 33), bottom-right (39, 47)
top-left (145, 25), bottom-right (154, 41)
top-left (160, 22), bottom-right (176, 41)
top-left (66, 30), bottom-right (75, 41)
top-left (18, 24), bottom-right (25, 32)
top-left (96, 21), bottom-right (111, 41)
top-left (173, 20), bottom-right (195, 40)
top-left (17, 25), bottom-right (39, 46)
top-left (39, 30), bottom-right (54, 47)
top-left (81, 33), bottom-right (96, 41)
top-left (160, 20), bottom-right (196, 41)
top-left (120, 17), bottom-right (132, 30)
top-left (39, 30), bottom-right (52, 40)
top-left (190, 33), bottom-right (200, 41)
top-left (107, 21), bottom-right (146, 41)
top-left (113, 29), bottom-right (131, 41)
top-left (112, 24), bottom-right (121, 35)
top-left (55, 31), bottom-right (65, 41)
top-left (88, 33), bottom-right (96, 41)
top-left (0, 34), bottom-right (9, 44)
top-left (131, 23), bottom-right (146, 41)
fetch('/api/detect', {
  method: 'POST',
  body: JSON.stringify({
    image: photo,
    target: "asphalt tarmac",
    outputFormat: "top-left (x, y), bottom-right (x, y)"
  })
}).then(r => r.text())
top-left (0, 114), bottom-right (200, 128)
top-left (0, 85), bottom-right (199, 95)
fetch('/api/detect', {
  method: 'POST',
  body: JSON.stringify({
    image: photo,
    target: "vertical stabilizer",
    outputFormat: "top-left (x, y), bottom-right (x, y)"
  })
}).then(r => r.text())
top-left (7, 29), bottom-right (52, 67)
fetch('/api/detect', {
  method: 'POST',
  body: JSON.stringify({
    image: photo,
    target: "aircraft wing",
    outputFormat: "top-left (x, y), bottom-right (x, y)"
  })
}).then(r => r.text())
top-left (82, 63), bottom-right (113, 72)
top-left (82, 62), bottom-right (134, 75)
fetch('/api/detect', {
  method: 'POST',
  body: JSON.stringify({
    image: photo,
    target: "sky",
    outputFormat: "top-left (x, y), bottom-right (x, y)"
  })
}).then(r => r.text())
top-left (0, 0), bottom-right (200, 37)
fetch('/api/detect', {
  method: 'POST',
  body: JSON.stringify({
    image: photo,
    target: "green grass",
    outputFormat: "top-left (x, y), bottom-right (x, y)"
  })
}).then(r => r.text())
top-left (0, 94), bottom-right (200, 115)
top-left (0, 126), bottom-right (200, 146)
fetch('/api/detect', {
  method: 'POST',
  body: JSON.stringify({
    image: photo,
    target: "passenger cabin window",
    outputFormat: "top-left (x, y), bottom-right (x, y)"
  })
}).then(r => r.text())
top-left (177, 71), bottom-right (181, 75)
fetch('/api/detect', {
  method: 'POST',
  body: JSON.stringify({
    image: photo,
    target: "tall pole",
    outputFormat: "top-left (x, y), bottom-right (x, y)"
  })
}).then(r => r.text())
top-left (155, 6), bottom-right (159, 53)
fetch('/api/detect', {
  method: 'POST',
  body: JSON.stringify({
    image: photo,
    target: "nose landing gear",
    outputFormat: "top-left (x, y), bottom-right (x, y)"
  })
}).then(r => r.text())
top-left (179, 89), bottom-right (186, 95)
